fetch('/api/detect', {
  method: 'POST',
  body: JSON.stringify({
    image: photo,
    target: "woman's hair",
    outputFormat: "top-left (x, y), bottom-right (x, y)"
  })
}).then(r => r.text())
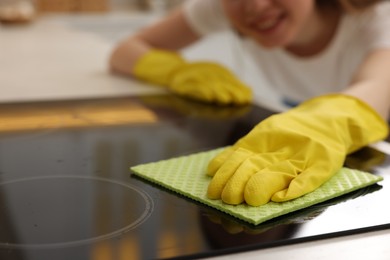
top-left (317, 0), bottom-right (385, 12)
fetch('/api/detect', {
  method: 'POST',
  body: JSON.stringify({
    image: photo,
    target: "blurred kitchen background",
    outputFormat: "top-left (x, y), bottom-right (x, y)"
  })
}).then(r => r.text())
top-left (0, 0), bottom-right (186, 43)
top-left (0, 0), bottom-right (281, 110)
top-left (0, 0), bottom-right (183, 15)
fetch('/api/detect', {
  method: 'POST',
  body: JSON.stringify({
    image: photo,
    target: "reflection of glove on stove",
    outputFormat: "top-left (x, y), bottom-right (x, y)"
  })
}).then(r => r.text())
top-left (140, 95), bottom-right (251, 119)
top-left (206, 94), bottom-right (388, 206)
top-left (133, 49), bottom-right (252, 106)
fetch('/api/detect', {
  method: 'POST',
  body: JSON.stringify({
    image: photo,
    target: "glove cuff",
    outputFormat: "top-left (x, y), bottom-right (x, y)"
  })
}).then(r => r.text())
top-left (133, 49), bottom-right (186, 86)
top-left (298, 94), bottom-right (389, 153)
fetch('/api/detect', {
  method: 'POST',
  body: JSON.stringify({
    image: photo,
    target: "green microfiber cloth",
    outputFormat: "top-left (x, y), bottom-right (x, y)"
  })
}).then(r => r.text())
top-left (130, 148), bottom-right (383, 225)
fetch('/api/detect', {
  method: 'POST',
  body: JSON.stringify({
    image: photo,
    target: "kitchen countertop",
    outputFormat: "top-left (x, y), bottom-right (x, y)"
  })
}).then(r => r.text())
top-left (0, 11), bottom-right (283, 111)
top-left (0, 12), bottom-right (164, 103)
top-left (1, 12), bottom-right (390, 260)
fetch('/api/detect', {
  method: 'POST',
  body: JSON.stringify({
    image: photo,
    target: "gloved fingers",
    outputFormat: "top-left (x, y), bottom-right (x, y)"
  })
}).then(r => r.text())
top-left (170, 72), bottom-right (233, 105)
top-left (217, 72), bottom-right (253, 105)
top-left (207, 148), bottom-right (253, 200)
top-left (271, 160), bottom-right (342, 202)
top-left (216, 81), bottom-right (252, 106)
top-left (192, 82), bottom-right (232, 105)
top-left (207, 147), bottom-right (235, 177)
top-left (211, 84), bottom-right (238, 105)
top-left (170, 62), bottom-right (252, 105)
top-left (220, 153), bottom-right (278, 205)
top-left (244, 159), bottom-right (304, 206)
top-left (231, 84), bottom-right (253, 105)
top-left (169, 78), bottom-right (213, 102)
top-left (207, 67), bottom-right (252, 105)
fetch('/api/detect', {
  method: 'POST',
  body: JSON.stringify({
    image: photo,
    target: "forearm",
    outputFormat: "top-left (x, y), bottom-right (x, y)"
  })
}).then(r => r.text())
top-left (109, 7), bottom-right (200, 76)
top-left (343, 81), bottom-right (390, 120)
top-left (342, 49), bottom-right (390, 120)
top-left (109, 36), bottom-right (151, 75)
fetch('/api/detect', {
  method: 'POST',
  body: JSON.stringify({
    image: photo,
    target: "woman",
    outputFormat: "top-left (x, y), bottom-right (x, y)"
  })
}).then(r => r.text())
top-left (110, 0), bottom-right (390, 206)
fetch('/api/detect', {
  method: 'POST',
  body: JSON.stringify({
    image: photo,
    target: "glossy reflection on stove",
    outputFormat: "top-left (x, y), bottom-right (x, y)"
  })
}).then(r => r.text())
top-left (0, 175), bottom-right (154, 248)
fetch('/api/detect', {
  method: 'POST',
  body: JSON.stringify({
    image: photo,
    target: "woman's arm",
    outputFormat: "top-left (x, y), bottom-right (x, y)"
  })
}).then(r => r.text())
top-left (342, 49), bottom-right (390, 120)
top-left (109, 8), bottom-right (201, 76)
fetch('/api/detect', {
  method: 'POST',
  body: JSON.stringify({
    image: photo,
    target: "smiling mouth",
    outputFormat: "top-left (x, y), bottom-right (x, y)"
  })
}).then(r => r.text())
top-left (258, 18), bottom-right (278, 30)
top-left (253, 14), bottom-right (286, 32)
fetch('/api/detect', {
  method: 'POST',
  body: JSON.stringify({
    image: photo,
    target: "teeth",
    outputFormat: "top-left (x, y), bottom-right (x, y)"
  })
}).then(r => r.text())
top-left (257, 19), bottom-right (278, 30)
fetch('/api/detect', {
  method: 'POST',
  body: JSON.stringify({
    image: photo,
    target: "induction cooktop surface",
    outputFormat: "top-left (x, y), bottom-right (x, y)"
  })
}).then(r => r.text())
top-left (0, 95), bottom-right (389, 260)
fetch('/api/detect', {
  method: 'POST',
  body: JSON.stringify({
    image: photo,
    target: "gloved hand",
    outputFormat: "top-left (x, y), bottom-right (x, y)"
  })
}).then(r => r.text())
top-left (206, 94), bottom-right (388, 206)
top-left (132, 49), bottom-right (252, 106)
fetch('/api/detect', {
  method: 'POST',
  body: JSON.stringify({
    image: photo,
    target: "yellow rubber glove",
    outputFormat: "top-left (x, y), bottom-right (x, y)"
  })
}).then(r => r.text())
top-left (207, 94), bottom-right (388, 206)
top-left (132, 49), bottom-right (252, 105)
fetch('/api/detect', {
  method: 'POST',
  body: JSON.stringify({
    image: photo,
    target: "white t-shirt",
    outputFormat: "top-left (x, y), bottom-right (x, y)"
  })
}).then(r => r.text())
top-left (183, 0), bottom-right (390, 107)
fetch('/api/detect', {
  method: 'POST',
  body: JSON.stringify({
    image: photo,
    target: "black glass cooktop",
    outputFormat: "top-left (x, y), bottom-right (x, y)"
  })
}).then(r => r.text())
top-left (0, 95), bottom-right (389, 260)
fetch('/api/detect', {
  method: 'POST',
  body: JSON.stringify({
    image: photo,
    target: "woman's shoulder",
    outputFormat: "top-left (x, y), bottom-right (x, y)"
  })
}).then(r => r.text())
top-left (347, 1), bottom-right (390, 25)
top-left (343, 1), bottom-right (390, 49)
top-left (371, 1), bottom-right (390, 15)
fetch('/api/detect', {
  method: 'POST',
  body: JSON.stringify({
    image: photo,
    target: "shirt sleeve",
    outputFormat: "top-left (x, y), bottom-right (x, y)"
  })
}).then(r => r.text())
top-left (182, 0), bottom-right (231, 36)
top-left (360, 1), bottom-right (390, 50)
